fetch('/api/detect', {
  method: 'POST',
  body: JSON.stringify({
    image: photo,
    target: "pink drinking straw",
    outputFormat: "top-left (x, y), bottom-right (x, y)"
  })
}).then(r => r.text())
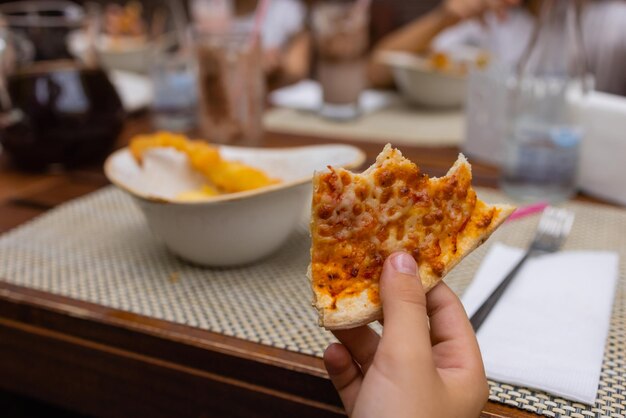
top-left (249, 0), bottom-right (270, 47)
top-left (505, 201), bottom-right (549, 223)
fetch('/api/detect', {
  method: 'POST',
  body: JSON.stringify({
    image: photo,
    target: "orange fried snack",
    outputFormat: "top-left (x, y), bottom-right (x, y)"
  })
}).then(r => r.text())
top-left (429, 51), bottom-right (450, 71)
top-left (105, 1), bottom-right (146, 37)
top-left (129, 132), bottom-right (279, 194)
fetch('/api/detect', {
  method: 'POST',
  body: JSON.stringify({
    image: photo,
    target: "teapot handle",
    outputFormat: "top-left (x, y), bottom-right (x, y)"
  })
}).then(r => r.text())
top-left (0, 27), bottom-right (29, 127)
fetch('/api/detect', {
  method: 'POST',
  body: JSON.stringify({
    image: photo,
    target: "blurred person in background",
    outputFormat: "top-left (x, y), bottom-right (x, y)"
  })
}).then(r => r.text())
top-left (190, 0), bottom-right (310, 88)
top-left (368, 0), bottom-right (626, 96)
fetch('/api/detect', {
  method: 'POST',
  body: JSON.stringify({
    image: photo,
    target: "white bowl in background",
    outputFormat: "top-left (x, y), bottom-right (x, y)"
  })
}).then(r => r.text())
top-left (69, 31), bottom-right (151, 73)
top-left (97, 42), bottom-right (152, 74)
top-left (104, 144), bottom-right (366, 266)
top-left (378, 51), bottom-right (467, 108)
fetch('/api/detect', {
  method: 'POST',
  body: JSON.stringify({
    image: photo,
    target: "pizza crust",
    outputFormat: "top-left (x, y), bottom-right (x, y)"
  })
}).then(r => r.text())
top-left (308, 264), bottom-right (383, 329)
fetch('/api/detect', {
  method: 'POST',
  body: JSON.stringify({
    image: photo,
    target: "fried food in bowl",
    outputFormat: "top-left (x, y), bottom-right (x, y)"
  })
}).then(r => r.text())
top-left (68, 2), bottom-right (152, 73)
top-left (129, 132), bottom-right (279, 198)
top-left (104, 133), bottom-right (365, 266)
top-left (377, 48), bottom-right (489, 108)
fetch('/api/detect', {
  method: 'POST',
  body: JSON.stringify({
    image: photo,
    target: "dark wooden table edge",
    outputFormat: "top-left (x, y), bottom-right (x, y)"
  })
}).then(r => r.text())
top-left (0, 280), bottom-right (535, 417)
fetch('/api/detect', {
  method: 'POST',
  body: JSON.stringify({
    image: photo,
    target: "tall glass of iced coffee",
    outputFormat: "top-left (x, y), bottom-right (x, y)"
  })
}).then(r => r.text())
top-left (195, 29), bottom-right (265, 144)
top-left (312, 1), bottom-right (369, 121)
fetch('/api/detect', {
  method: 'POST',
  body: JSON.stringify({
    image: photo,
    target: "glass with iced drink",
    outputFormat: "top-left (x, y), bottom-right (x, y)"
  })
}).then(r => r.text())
top-left (313, 1), bottom-right (369, 121)
top-left (196, 30), bottom-right (264, 144)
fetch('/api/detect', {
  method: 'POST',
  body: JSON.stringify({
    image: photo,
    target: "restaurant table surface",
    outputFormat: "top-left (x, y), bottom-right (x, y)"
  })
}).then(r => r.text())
top-left (0, 112), bottom-right (609, 418)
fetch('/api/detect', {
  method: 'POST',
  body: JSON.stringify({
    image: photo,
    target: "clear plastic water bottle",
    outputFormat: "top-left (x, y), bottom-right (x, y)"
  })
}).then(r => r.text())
top-left (500, 0), bottom-right (589, 203)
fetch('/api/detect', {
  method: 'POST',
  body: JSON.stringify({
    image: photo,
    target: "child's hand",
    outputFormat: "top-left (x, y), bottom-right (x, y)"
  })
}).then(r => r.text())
top-left (324, 252), bottom-right (489, 418)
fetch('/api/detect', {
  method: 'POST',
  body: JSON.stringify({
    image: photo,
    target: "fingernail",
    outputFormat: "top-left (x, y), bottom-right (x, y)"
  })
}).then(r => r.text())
top-left (390, 252), bottom-right (417, 275)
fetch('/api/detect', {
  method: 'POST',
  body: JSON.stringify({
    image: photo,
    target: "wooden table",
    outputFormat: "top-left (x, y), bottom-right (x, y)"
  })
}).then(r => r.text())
top-left (0, 113), bottom-right (541, 418)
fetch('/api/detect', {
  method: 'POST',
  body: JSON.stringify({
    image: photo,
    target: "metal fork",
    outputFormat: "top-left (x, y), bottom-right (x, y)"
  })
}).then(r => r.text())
top-left (469, 207), bottom-right (575, 332)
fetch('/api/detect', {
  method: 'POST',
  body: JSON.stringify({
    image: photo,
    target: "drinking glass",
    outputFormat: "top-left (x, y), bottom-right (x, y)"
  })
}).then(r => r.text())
top-left (0, 1), bottom-right (125, 171)
top-left (312, 1), bottom-right (369, 121)
top-left (195, 29), bottom-right (264, 145)
top-left (150, 33), bottom-right (198, 132)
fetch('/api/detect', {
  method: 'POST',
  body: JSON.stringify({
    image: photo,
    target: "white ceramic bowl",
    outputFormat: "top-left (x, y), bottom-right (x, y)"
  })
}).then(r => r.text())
top-left (378, 51), bottom-right (467, 108)
top-left (69, 31), bottom-right (151, 73)
top-left (97, 43), bottom-right (152, 74)
top-left (104, 144), bottom-right (365, 266)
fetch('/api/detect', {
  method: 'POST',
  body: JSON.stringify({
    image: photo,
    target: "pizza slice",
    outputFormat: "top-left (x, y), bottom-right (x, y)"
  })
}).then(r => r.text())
top-left (309, 144), bottom-right (515, 330)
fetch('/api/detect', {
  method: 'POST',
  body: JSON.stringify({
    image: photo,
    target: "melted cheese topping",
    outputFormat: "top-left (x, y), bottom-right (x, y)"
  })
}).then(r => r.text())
top-left (310, 146), bottom-right (499, 308)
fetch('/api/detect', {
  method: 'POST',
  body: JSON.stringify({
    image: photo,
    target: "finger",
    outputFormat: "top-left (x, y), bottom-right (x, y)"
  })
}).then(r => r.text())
top-left (379, 252), bottom-right (431, 355)
top-left (332, 326), bottom-right (380, 373)
top-left (427, 282), bottom-right (483, 371)
top-left (324, 343), bottom-right (362, 415)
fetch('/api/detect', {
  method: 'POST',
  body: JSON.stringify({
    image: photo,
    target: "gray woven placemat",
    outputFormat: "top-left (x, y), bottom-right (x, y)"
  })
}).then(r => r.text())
top-left (0, 186), bottom-right (624, 417)
top-left (263, 106), bottom-right (464, 147)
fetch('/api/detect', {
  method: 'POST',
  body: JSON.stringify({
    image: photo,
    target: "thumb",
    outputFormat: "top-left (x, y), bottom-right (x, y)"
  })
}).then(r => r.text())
top-left (379, 252), bottom-right (431, 350)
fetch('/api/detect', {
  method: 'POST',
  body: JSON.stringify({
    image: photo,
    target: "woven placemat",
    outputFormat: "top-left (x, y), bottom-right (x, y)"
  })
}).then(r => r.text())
top-left (263, 106), bottom-right (464, 147)
top-left (0, 186), bottom-right (624, 417)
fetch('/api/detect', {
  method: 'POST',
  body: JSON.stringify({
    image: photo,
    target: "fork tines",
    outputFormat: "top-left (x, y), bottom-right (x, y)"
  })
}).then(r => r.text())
top-left (534, 207), bottom-right (575, 251)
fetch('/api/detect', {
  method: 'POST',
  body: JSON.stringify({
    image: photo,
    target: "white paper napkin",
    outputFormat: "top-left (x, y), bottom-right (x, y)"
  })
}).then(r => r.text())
top-left (462, 243), bottom-right (619, 405)
top-left (269, 79), bottom-right (398, 114)
top-left (109, 70), bottom-right (154, 112)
